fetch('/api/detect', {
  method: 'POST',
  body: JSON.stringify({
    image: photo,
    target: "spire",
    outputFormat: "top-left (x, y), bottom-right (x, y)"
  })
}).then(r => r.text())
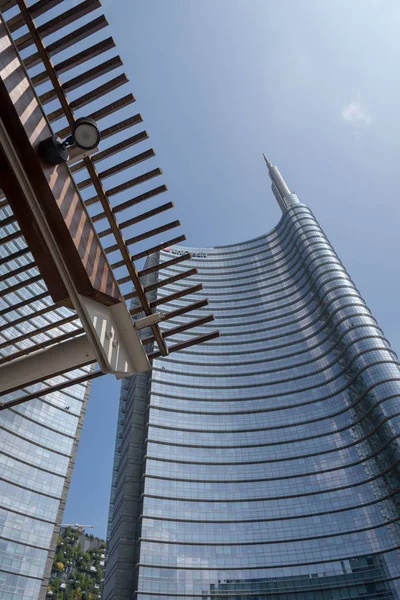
top-left (263, 154), bottom-right (300, 212)
top-left (262, 154), bottom-right (291, 198)
top-left (263, 153), bottom-right (273, 171)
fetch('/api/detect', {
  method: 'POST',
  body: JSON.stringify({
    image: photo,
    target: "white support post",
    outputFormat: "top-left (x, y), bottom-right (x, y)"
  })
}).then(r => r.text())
top-left (78, 296), bottom-right (151, 377)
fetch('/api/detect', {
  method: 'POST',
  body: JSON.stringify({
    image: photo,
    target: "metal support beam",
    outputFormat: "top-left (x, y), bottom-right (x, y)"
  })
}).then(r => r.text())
top-left (78, 295), bottom-right (150, 377)
top-left (0, 335), bottom-right (96, 395)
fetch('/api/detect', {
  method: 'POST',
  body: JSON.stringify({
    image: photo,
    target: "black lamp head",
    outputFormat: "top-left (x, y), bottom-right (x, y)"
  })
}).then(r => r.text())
top-left (72, 117), bottom-right (101, 151)
top-left (37, 117), bottom-right (101, 165)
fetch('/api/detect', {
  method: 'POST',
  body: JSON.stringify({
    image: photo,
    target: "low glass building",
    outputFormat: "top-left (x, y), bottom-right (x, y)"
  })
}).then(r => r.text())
top-left (104, 160), bottom-right (400, 600)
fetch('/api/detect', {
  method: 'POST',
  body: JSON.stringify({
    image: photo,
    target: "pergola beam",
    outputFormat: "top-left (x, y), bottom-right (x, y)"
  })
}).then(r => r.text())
top-left (0, 335), bottom-right (96, 395)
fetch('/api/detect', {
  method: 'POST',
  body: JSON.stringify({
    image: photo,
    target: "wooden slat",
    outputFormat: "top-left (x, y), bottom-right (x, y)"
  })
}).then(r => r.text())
top-left (158, 298), bottom-right (209, 322)
top-left (56, 36), bottom-right (115, 75)
top-left (0, 213), bottom-right (16, 227)
top-left (132, 268), bottom-right (198, 297)
top-left (141, 314), bottom-right (214, 345)
top-left (162, 314), bottom-right (214, 339)
top-left (105, 220), bottom-right (180, 254)
top-left (99, 202), bottom-right (174, 239)
top-left (0, 260), bottom-right (36, 282)
top-left (0, 263), bottom-right (39, 290)
top-left (0, 0), bottom-right (17, 11)
top-left (39, 56), bottom-right (123, 104)
top-left (31, 37), bottom-right (116, 85)
top-left (0, 302), bottom-right (62, 332)
top-left (71, 131), bottom-right (149, 173)
top-left (112, 234), bottom-right (187, 268)
top-left (0, 328), bottom-right (84, 367)
top-left (92, 185), bottom-right (168, 224)
top-left (18, 0), bottom-right (74, 135)
top-left (0, 314), bottom-right (77, 350)
top-left (48, 74), bottom-right (129, 122)
top-left (105, 167), bottom-right (163, 199)
top-left (131, 298), bottom-right (207, 320)
top-left (147, 330), bottom-right (220, 360)
top-left (99, 114), bottom-right (143, 141)
top-left (24, 15), bottom-right (108, 68)
top-left (90, 93), bottom-right (135, 123)
top-left (57, 97), bottom-right (137, 140)
top-left (116, 273), bottom-right (133, 285)
top-left (72, 74), bottom-right (129, 111)
top-left (0, 229), bottom-right (23, 244)
top-left (0, 292), bottom-right (48, 318)
top-left (4, 355), bottom-right (95, 397)
top-left (31, 70), bottom-right (51, 87)
top-left (99, 148), bottom-right (156, 179)
top-left (96, 149), bottom-right (155, 183)
top-left (15, 0), bottom-right (102, 50)
top-left (83, 157), bottom-right (168, 356)
top-left (7, 0), bottom-right (64, 33)
top-left (146, 267), bottom-right (198, 293)
top-left (0, 247), bottom-right (30, 267)
top-left (85, 168), bottom-right (163, 208)
top-left (63, 55), bottom-right (123, 93)
top-left (118, 265), bottom-right (193, 286)
top-left (139, 252), bottom-right (191, 278)
top-left (78, 149), bottom-right (154, 191)
top-left (0, 269), bottom-right (41, 289)
top-left (128, 283), bottom-right (202, 311)
top-left (0, 370), bottom-right (102, 412)
top-left (151, 283), bottom-right (204, 308)
top-left (71, 131), bottom-right (149, 174)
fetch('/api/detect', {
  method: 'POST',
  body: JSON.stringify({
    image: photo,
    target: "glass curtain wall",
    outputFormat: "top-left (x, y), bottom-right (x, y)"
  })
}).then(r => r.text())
top-left (0, 214), bottom-right (91, 600)
top-left (105, 195), bottom-right (400, 600)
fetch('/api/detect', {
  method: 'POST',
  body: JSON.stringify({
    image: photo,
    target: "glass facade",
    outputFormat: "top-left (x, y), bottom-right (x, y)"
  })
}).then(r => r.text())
top-left (105, 185), bottom-right (400, 599)
top-left (0, 212), bottom-right (91, 600)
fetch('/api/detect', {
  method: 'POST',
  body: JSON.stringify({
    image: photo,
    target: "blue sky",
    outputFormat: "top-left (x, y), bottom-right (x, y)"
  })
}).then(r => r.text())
top-left (63, 0), bottom-right (400, 539)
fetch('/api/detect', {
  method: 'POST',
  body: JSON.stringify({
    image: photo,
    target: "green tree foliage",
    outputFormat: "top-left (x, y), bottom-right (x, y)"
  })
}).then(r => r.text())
top-left (73, 587), bottom-right (83, 599)
top-left (52, 576), bottom-right (61, 590)
top-left (48, 528), bottom-right (105, 598)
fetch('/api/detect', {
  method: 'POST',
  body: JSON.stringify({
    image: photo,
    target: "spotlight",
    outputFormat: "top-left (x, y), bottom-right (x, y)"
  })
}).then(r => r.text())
top-left (71, 117), bottom-right (101, 152)
top-left (38, 117), bottom-right (101, 166)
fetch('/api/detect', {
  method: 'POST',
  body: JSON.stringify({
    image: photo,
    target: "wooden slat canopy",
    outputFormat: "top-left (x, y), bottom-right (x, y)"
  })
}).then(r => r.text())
top-left (0, 0), bottom-right (219, 409)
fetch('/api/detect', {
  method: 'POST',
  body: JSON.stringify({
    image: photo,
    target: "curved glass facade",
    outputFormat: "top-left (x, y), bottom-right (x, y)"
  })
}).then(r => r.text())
top-left (105, 187), bottom-right (400, 600)
top-left (0, 213), bottom-right (91, 600)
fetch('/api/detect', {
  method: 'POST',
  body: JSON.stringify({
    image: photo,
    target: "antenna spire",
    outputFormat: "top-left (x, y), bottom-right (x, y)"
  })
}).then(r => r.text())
top-left (263, 153), bottom-right (273, 170)
top-left (262, 154), bottom-right (299, 211)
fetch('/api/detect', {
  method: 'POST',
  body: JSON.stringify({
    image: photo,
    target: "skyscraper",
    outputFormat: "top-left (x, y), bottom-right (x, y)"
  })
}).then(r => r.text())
top-left (104, 159), bottom-right (400, 600)
top-left (0, 215), bottom-right (92, 600)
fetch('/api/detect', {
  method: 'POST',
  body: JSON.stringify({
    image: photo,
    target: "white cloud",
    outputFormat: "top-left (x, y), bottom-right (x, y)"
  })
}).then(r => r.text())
top-left (341, 102), bottom-right (372, 125)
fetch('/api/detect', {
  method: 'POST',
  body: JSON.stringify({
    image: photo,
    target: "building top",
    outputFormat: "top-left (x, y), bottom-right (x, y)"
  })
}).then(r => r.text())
top-left (263, 153), bottom-right (300, 212)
